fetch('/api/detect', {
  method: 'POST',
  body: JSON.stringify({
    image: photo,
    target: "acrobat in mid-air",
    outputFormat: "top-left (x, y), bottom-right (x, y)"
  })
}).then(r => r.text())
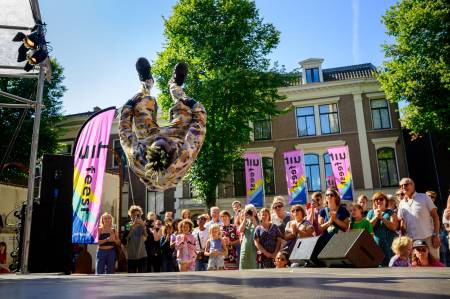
top-left (119, 58), bottom-right (207, 191)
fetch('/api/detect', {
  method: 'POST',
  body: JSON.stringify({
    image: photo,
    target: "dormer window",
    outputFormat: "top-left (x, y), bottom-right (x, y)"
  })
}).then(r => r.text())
top-left (305, 68), bottom-right (320, 83)
top-left (299, 58), bottom-right (324, 84)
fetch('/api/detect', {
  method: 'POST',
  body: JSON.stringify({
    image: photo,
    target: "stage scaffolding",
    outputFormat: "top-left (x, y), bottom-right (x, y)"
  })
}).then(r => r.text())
top-left (0, 0), bottom-right (48, 273)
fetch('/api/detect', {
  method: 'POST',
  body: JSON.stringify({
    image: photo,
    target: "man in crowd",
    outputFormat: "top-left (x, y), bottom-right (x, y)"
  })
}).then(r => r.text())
top-left (205, 206), bottom-right (222, 230)
top-left (231, 201), bottom-right (242, 225)
top-left (192, 214), bottom-right (209, 271)
top-left (357, 195), bottom-right (369, 217)
top-left (397, 177), bottom-right (441, 259)
top-left (164, 211), bottom-right (174, 222)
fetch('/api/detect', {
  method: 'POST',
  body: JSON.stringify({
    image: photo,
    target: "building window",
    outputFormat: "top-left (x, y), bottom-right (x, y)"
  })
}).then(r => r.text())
top-left (233, 159), bottom-right (246, 197)
top-left (296, 106), bottom-right (316, 137)
top-left (305, 154), bottom-right (321, 191)
top-left (253, 119), bottom-right (271, 140)
top-left (112, 139), bottom-right (126, 168)
top-left (319, 104), bottom-right (340, 134)
top-left (305, 68), bottom-right (320, 83)
top-left (377, 147), bottom-right (399, 187)
top-left (323, 153), bottom-right (334, 188)
top-left (371, 99), bottom-right (391, 129)
top-left (263, 157), bottom-right (275, 195)
top-left (233, 157), bottom-right (275, 196)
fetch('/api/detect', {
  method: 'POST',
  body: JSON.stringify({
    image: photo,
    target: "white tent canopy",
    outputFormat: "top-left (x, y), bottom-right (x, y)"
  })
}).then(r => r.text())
top-left (0, 0), bottom-right (40, 78)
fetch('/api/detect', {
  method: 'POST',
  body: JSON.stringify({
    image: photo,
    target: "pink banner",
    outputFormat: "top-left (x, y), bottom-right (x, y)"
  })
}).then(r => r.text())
top-left (244, 152), bottom-right (264, 208)
top-left (283, 150), bottom-right (307, 204)
top-left (327, 145), bottom-right (353, 200)
top-left (72, 107), bottom-right (116, 243)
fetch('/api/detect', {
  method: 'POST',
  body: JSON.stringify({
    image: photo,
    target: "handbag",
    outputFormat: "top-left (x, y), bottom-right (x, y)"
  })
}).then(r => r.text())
top-left (196, 232), bottom-right (209, 263)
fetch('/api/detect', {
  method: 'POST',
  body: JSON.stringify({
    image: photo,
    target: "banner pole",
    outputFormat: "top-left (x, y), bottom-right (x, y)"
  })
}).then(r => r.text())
top-left (20, 65), bottom-right (46, 274)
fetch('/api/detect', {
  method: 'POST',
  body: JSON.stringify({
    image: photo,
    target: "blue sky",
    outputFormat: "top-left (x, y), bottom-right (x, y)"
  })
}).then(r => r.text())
top-left (40, 0), bottom-right (397, 115)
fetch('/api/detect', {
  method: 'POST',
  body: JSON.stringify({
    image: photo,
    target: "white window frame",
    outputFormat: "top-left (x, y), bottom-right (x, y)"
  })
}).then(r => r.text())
top-left (371, 137), bottom-right (400, 188)
top-left (293, 97), bottom-right (340, 137)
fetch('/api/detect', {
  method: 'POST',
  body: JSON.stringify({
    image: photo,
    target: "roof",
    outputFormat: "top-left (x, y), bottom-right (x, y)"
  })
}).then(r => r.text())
top-left (322, 63), bottom-right (376, 81)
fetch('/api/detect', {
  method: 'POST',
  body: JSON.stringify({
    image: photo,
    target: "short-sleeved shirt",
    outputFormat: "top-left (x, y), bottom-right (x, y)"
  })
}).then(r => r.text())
top-left (397, 192), bottom-right (436, 239)
top-left (254, 224), bottom-right (282, 254)
top-left (192, 227), bottom-right (209, 252)
top-left (351, 218), bottom-right (374, 234)
top-left (319, 206), bottom-right (350, 240)
top-left (389, 255), bottom-right (411, 267)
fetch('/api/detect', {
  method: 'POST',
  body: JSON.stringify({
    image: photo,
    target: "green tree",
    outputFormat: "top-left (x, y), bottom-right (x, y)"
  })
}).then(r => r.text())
top-left (378, 0), bottom-right (450, 140)
top-left (0, 59), bottom-right (66, 182)
top-left (153, 0), bottom-right (288, 207)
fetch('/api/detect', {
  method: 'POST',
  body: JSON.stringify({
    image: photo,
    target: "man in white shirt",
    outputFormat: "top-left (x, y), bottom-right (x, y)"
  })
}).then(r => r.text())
top-left (192, 214), bottom-right (209, 271)
top-left (397, 177), bottom-right (441, 259)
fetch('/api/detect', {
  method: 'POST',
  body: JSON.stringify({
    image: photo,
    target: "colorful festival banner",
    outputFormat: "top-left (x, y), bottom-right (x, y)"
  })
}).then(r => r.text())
top-left (72, 107), bottom-right (116, 243)
top-left (283, 150), bottom-right (307, 205)
top-left (327, 145), bottom-right (353, 200)
top-left (244, 152), bottom-right (264, 208)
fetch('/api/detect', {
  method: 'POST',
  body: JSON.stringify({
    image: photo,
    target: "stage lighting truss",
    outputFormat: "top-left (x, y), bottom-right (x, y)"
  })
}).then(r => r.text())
top-left (12, 23), bottom-right (49, 72)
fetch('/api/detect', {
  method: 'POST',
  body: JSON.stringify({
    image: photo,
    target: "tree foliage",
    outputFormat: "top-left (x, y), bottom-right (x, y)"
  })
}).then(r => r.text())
top-left (0, 59), bottom-right (66, 182)
top-left (153, 0), bottom-right (288, 207)
top-left (378, 0), bottom-right (450, 140)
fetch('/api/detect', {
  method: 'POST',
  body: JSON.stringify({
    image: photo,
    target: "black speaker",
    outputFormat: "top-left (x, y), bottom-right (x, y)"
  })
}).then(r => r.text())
top-left (317, 230), bottom-right (384, 268)
top-left (289, 235), bottom-right (328, 266)
top-left (19, 154), bottom-right (74, 274)
top-left (40, 154), bottom-right (74, 205)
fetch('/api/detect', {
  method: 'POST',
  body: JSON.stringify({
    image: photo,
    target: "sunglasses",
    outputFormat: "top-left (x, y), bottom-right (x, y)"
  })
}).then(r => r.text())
top-left (325, 193), bottom-right (335, 197)
top-left (276, 257), bottom-right (286, 261)
top-left (273, 205), bottom-right (284, 209)
top-left (291, 208), bottom-right (303, 213)
top-left (415, 247), bottom-right (427, 252)
top-left (198, 218), bottom-right (206, 221)
top-left (374, 198), bottom-right (384, 201)
top-left (399, 182), bottom-right (410, 188)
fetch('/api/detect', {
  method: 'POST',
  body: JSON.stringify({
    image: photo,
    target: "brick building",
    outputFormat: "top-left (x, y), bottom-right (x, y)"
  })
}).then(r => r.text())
top-left (178, 58), bottom-right (408, 211)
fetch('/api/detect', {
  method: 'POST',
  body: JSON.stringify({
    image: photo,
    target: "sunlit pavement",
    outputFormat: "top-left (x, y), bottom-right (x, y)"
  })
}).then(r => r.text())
top-left (1, 267), bottom-right (449, 298)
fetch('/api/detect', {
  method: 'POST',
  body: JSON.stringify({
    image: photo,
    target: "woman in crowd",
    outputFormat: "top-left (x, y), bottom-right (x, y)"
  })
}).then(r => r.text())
top-left (122, 205), bottom-right (148, 273)
top-left (411, 240), bottom-right (444, 267)
top-left (367, 192), bottom-right (398, 266)
top-left (145, 218), bottom-right (162, 272)
top-left (318, 188), bottom-right (350, 240)
top-left (175, 219), bottom-right (197, 271)
top-left (285, 205), bottom-right (314, 254)
top-left (219, 210), bottom-right (240, 270)
top-left (386, 194), bottom-right (398, 214)
top-left (96, 212), bottom-right (120, 274)
top-left (181, 209), bottom-right (191, 220)
top-left (254, 208), bottom-right (282, 269)
top-left (271, 196), bottom-right (290, 235)
top-left (239, 204), bottom-right (258, 270)
top-left (307, 192), bottom-right (323, 236)
top-left (160, 222), bottom-right (176, 272)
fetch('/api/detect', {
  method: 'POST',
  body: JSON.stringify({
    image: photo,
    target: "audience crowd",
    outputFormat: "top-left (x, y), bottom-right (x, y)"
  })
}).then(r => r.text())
top-left (95, 177), bottom-right (450, 274)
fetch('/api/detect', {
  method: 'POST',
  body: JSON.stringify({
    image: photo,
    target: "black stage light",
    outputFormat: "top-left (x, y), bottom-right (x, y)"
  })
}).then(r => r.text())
top-left (24, 49), bottom-right (48, 71)
top-left (12, 24), bottom-right (48, 71)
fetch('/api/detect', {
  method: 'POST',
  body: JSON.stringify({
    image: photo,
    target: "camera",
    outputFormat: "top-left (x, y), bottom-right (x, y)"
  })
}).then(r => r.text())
top-left (246, 210), bottom-right (253, 217)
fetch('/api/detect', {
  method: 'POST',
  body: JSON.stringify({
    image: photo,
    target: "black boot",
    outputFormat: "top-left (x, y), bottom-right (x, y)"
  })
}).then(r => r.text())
top-left (136, 57), bottom-right (153, 82)
top-left (173, 62), bottom-right (188, 86)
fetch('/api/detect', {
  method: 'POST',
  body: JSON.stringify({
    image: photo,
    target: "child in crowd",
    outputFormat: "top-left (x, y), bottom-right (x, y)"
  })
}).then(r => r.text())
top-left (349, 204), bottom-right (374, 235)
top-left (205, 224), bottom-right (227, 271)
top-left (389, 236), bottom-right (412, 267)
top-left (175, 219), bottom-right (197, 272)
top-left (274, 251), bottom-right (289, 269)
top-left (160, 223), bottom-right (176, 272)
